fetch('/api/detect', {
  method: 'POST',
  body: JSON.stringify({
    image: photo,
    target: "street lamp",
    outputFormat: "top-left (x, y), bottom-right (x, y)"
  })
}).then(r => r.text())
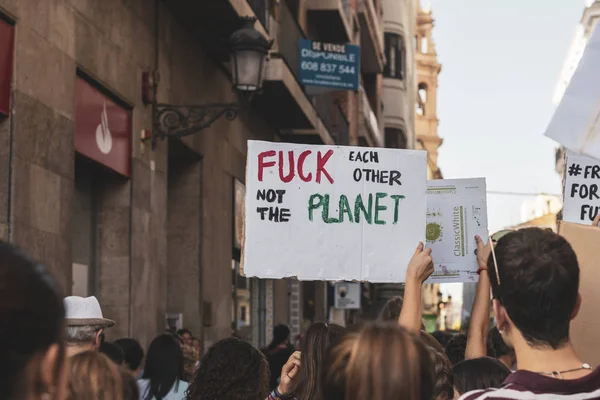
top-left (146, 17), bottom-right (271, 149)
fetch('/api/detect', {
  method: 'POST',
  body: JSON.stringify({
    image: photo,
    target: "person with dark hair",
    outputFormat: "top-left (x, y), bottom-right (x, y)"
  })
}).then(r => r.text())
top-left (177, 329), bottom-right (193, 347)
top-left (115, 338), bottom-right (145, 377)
top-left (0, 241), bottom-right (68, 400)
top-left (138, 334), bottom-right (188, 400)
top-left (444, 332), bottom-right (468, 366)
top-left (294, 322), bottom-right (345, 400)
top-left (186, 337), bottom-right (270, 400)
top-left (488, 327), bottom-right (515, 370)
top-left (99, 341), bottom-right (125, 365)
top-left (453, 357), bottom-right (511, 397)
top-left (461, 228), bottom-right (600, 399)
top-left (265, 324), bottom-right (295, 390)
top-left (431, 331), bottom-right (454, 348)
top-left (121, 368), bottom-right (140, 400)
top-left (420, 332), bottom-right (454, 400)
top-left (321, 323), bottom-right (434, 400)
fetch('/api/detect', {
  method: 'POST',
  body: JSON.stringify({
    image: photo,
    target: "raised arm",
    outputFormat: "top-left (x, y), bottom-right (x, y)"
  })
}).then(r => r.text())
top-left (465, 235), bottom-right (492, 359)
top-left (398, 242), bottom-right (434, 333)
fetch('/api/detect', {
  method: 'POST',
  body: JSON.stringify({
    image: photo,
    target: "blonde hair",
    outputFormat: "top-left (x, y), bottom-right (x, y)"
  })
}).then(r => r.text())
top-left (321, 323), bottom-right (434, 400)
top-left (67, 351), bottom-right (123, 400)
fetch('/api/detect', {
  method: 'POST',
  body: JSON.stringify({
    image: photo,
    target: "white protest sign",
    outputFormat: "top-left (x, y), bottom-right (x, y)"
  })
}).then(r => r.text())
top-left (334, 282), bottom-right (361, 309)
top-left (545, 26), bottom-right (600, 159)
top-left (242, 140), bottom-right (427, 282)
top-left (563, 150), bottom-right (600, 224)
top-left (425, 178), bottom-right (488, 283)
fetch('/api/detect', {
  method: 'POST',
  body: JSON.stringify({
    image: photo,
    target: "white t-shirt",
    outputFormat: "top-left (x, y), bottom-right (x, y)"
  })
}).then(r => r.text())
top-left (137, 379), bottom-right (189, 400)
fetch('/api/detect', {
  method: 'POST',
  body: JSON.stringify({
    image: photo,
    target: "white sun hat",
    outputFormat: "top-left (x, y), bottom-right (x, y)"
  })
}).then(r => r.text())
top-left (64, 296), bottom-right (115, 328)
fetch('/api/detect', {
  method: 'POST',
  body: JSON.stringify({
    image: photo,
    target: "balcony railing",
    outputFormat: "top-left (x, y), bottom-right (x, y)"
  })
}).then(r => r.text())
top-left (247, 0), bottom-right (270, 31)
top-left (313, 95), bottom-right (350, 145)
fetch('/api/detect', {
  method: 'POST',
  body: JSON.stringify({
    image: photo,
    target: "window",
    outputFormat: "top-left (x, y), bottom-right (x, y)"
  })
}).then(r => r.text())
top-left (384, 33), bottom-right (405, 80)
top-left (240, 306), bottom-right (247, 322)
top-left (417, 83), bottom-right (427, 116)
top-left (385, 127), bottom-right (408, 149)
top-left (421, 36), bottom-right (428, 54)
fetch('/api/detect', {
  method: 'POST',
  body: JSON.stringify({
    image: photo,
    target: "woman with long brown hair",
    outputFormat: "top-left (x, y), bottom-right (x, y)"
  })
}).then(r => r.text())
top-left (295, 322), bottom-right (345, 400)
top-left (67, 351), bottom-right (123, 400)
top-left (321, 322), bottom-right (434, 400)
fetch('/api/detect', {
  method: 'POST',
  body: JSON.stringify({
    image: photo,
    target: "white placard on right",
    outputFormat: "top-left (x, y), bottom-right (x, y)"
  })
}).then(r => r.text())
top-left (425, 178), bottom-right (489, 284)
top-left (563, 151), bottom-right (600, 225)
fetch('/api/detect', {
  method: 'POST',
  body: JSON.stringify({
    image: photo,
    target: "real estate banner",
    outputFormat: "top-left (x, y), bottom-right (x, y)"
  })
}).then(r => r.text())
top-left (425, 178), bottom-right (489, 283)
top-left (563, 150), bottom-right (600, 225)
top-left (242, 140), bottom-right (427, 282)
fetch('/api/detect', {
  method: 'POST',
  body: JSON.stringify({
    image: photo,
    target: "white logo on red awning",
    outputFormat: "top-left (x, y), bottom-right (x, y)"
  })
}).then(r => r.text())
top-left (95, 102), bottom-right (112, 154)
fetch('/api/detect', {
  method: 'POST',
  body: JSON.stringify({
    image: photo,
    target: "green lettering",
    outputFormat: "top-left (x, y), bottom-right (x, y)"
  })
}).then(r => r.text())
top-left (390, 195), bottom-right (406, 224)
top-left (308, 194), bottom-right (323, 221)
top-left (354, 194), bottom-right (373, 224)
top-left (339, 195), bottom-right (353, 223)
top-left (322, 194), bottom-right (340, 223)
top-left (374, 192), bottom-right (388, 225)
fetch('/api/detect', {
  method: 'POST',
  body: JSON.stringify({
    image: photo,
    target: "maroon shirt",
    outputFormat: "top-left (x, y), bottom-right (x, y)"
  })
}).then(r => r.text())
top-left (460, 368), bottom-right (600, 399)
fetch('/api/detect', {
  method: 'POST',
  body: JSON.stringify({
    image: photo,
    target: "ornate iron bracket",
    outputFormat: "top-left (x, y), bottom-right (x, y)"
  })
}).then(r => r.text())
top-left (149, 103), bottom-right (243, 148)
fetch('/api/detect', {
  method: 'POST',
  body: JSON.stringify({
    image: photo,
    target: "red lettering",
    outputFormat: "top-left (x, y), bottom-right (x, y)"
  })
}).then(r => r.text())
top-left (279, 151), bottom-right (295, 182)
top-left (258, 151), bottom-right (276, 181)
top-left (316, 150), bottom-right (334, 184)
top-left (298, 150), bottom-right (312, 182)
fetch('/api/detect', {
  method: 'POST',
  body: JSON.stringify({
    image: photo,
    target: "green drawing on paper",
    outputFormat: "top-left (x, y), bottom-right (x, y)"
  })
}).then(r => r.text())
top-left (426, 222), bottom-right (442, 243)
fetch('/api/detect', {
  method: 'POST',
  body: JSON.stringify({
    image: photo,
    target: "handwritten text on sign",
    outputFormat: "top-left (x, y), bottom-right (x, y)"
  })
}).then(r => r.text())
top-left (243, 141), bottom-right (427, 282)
top-left (564, 151), bottom-right (600, 224)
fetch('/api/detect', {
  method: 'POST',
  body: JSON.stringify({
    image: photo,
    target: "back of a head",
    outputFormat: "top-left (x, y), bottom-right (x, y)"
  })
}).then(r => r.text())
top-left (321, 322), bottom-right (434, 400)
top-left (67, 351), bottom-right (123, 400)
top-left (115, 338), bottom-right (144, 372)
top-left (420, 332), bottom-right (454, 400)
top-left (271, 324), bottom-right (291, 348)
top-left (0, 241), bottom-right (66, 400)
top-left (489, 228), bottom-right (579, 349)
top-left (142, 334), bottom-right (184, 399)
top-left (297, 322), bottom-right (346, 400)
top-left (453, 357), bottom-right (511, 395)
top-left (187, 337), bottom-right (269, 400)
top-left (377, 296), bottom-right (404, 322)
top-left (444, 333), bottom-right (468, 366)
top-left (100, 341), bottom-right (125, 365)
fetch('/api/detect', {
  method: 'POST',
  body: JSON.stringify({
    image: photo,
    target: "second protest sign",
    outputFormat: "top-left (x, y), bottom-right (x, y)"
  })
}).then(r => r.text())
top-left (243, 140), bottom-right (427, 282)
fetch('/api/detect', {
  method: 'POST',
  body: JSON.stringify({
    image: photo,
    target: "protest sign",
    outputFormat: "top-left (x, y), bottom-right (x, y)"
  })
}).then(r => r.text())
top-left (563, 150), bottom-right (600, 224)
top-left (425, 178), bottom-right (488, 283)
top-left (242, 140), bottom-right (427, 282)
top-left (545, 26), bottom-right (600, 160)
top-left (559, 221), bottom-right (600, 368)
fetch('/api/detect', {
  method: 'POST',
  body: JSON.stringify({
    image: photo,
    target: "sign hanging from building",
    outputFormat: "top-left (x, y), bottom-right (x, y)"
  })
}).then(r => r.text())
top-left (242, 140), bottom-right (427, 282)
top-left (298, 39), bottom-right (360, 91)
top-left (334, 282), bottom-right (361, 309)
top-left (75, 77), bottom-right (132, 177)
top-left (425, 178), bottom-right (488, 283)
top-left (563, 150), bottom-right (600, 225)
top-left (0, 19), bottom-right (15, 116)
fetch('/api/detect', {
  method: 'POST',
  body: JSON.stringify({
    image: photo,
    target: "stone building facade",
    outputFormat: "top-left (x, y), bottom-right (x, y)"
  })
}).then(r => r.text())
top-left (0, 0), bottom-right (385, 349)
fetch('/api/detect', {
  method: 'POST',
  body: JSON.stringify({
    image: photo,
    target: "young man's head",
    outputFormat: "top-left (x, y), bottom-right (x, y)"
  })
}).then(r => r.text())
top-left (489, 228), bottom-right (580, 350)
top-left (177, 329), bottom-right (193, 346)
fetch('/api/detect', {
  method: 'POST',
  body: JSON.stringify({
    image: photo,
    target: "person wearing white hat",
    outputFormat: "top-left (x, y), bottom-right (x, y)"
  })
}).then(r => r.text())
top-left (64, 296), bottom-right (115, 357)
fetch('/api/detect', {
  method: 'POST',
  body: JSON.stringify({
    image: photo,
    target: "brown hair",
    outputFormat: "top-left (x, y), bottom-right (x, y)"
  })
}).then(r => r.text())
top-left (297, 322), bottom-right (345, 400)
top-left (377, 296), bottom-right (404, 321)
top-left (67, 351), bottom-right (123, 400)
top-left (120, 367), bottom-right (140, 400)
top-left (321, 322), bottom-right (434, 400)
top-left (420, 332), bottom-right (453, 400)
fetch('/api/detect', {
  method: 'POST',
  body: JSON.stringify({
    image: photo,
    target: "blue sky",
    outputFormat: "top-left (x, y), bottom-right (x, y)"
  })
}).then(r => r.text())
top-left (430, 0), bottom-right (585, 232)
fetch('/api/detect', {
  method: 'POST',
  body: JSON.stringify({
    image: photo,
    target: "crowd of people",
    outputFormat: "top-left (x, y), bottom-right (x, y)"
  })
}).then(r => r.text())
top-left (2, 224), bottom-right (600, 399)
